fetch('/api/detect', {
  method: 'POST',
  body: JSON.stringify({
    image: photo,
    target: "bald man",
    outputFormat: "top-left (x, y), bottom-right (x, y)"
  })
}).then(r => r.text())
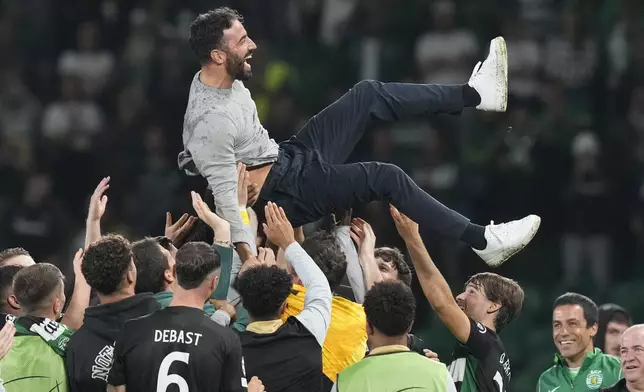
top-left (602, 324), bottom-right (644, 392)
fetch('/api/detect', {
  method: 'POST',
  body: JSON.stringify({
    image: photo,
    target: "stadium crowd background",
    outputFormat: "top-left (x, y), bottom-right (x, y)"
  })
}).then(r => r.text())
top-left (0, 0), bottom-right (643, 389)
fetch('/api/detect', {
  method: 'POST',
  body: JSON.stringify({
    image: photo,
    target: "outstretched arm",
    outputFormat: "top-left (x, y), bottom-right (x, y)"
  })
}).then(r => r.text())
top-left (187, 113), bottom-right (255, 247)
top-left (263, 202), bottom-right (332, 346)
top-left (390, 205), bottom-right (470, 343)
top-left (84, 177), bottom-right (110, 248)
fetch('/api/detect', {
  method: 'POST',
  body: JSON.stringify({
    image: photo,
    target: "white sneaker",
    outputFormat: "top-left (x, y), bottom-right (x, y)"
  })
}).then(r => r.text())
top-left (468, 36), bottom-right (508, 112)
top-left (473, 215), bottom-right (541, 267)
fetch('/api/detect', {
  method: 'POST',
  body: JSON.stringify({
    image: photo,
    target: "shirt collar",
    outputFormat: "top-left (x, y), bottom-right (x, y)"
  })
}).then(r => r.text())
top-left (246, 319), bottom-right (284, 334)
top-left (369, 345), bottom-right (410, 356)
top-left (554, 347), bottom-right (602, 366)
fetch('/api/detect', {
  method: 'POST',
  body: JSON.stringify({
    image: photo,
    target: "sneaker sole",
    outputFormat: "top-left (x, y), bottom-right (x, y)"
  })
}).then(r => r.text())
top-left (486, 215), bottom-right (541, 267)
top-left (491, 36), bottom-right (508, 112)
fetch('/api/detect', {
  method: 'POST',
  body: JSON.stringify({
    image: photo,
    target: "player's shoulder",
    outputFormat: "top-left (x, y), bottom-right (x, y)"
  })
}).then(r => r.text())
top-left (538, 364), bottom-right (560, 383)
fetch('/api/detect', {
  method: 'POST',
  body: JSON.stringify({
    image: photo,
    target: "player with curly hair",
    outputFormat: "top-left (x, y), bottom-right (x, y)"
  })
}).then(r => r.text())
top-left (67, 234), bottom-right (160, 392)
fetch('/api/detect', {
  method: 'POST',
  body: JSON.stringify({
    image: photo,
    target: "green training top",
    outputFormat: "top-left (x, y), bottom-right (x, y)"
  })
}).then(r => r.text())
top-left (537, 348), bottom-right (622, 392)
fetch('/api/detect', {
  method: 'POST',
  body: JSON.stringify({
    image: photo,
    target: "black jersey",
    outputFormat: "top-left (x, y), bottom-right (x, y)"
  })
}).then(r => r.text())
top-left (448, 318), bottom-right (512, 392)
top-left (108, 306), bottom-right (245, 392)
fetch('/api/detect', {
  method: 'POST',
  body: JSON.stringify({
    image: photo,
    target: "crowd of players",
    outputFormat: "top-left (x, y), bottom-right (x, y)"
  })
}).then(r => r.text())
top-left (0, 170), bottom-right (642, 392)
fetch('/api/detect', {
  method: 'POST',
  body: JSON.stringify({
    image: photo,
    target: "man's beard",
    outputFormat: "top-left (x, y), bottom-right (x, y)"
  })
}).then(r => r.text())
top-left (226, 51), bottom-right (252, 81)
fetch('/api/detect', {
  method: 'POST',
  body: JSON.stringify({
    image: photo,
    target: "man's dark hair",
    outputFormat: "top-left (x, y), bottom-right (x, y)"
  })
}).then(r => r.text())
top-left (374, 247), bottom-right (412, 287)
top-left (609, 310), bottom-right (632, 326)
top-left (363, 281), bottom-right (416, 337)
top-left (13, 263), bottom-right (64, 314)
top-left (0, 266), bottom-right (23, 303)
top-left (301, 231), bottom-right (346, 292)
top-left (235, 265), bottom-right (292, 320)
top-left (82, 234), bottom-right (133, 295)
top-left (0, 247), bottom-right (30, 267)
top-left (466, 272), bottom-right (524, 332)
top-left (189, 7), bottom-right (243, 65)
top-left (154, 236), bottom-right (174, 251)
top-left (132, 238), bottom-right (170, 294)
top-left (175, 242), bottom-right (221, 290)
top-left (554, 292), bottom-right (599, 327)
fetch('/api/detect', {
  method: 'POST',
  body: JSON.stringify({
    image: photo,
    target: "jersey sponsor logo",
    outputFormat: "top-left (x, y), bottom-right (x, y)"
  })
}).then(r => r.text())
top-left (476, 322), bottom-right (487, 334)
top-left (92, 344), bottom-right (115, 382)
top-left (548, 386), bottom-right (561, 392)
top-left (586, 370), bottom-right (603, 390)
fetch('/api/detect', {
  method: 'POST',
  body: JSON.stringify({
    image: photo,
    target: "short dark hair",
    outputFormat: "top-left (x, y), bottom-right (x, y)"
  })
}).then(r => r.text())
top-left (374, 247), bottom-right (412, 287)
top-left (609, 310), bottom-right (632, 326)
top-left (175, 242), bottom-right (221, 290)
top-left (82, 234), bottom-right (133, 295)
top-left (189, 7), bottom-right (243, 65)
top-left (0, 247), bottom-right (31, 267)
top-left (466, 272), bottom-right (524, 332)
top-left (364, 281), bottom-right (416, 337)
top-left (13, 263), bottom-right (64, 313)
top-left (301, 231), bottom-right (347, 292)
top-left (235, 265), bottom-right (292, 320)
top-left (554, 292), bottom-right (599, 327)
top-left (0, 266), bottom-right (23, 302)
top-left (154, 236), bottom-right (174, 251)
top-left (132, 238), bottom-right (169, 294)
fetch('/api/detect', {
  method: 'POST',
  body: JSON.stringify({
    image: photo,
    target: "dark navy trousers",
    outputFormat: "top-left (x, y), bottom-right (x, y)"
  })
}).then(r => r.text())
top-left (258, 80), bottom-right (471, 239)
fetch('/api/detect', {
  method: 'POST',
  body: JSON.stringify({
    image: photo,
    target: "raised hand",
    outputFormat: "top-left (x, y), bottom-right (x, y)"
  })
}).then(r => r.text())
top-left (262, 202), bottom-right (295, 250)
top-left (257, 247), bottom-right (276, 267)
top-left (237, 163), bottom-right (250, 207)
top-left (0, 320), bottom-right (15, 359)
top-left (88, 177), bottom-right (110, 222)
top-left (350, 218), bottom-right (377, 257)
top-left (190, 192), bottom-right (231, 243)
top-left (247, 376), bottom-right (265, 392)
top-left (165, 212), bottom-right (197, 245)
top-left (389, 205), bottom-right (420, 241)
top-left (72, 248), bottom-right (85, 281)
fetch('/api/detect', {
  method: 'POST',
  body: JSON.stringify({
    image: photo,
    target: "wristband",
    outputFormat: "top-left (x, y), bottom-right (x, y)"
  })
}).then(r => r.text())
top-left (239, 209), bottom-right (250, 226)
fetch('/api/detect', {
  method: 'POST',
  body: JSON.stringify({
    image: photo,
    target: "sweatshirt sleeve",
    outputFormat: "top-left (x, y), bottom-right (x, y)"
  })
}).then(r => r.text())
top-left (287, 242), bottom-right (332, 346)
top-left (211, 244), bottom-right (234, 300)
top-left (186, 113), bottom-right (254, 246)
top-left (333, 225), bottom-right (365, 304)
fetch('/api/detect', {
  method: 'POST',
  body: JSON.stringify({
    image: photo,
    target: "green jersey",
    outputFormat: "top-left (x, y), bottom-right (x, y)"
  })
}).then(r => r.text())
top-left (0, 316), bottom-right (74, 392)
top-left (537, 348), bottom-right (622, 392)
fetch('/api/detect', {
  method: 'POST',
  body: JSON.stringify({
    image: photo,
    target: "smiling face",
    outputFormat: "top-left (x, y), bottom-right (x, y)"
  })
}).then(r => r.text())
top-left (455, 283), bottom-right (493, 323)
top-left (621, 326), bottom-right (644, 382)
top-left (221, 19), bottom-right (256, 81)
top-left (553, 304), bottom-right (597, 362)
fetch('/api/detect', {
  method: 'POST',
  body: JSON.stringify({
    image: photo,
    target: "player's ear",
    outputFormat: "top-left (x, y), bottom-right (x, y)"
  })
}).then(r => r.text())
top-left (487, 301), bottom-right (501, 315)
top-left (589, 322), bottom-right (599, 338)
top-left (7, 295), bottom-right (20, 311)
top-left (127, 260), bottom-right (137, 285)
top-left (164, 267), bottom-right (175, 285)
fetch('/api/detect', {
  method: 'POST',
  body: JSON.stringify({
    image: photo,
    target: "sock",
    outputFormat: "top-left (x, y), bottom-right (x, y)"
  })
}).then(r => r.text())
top-left (462, 84), bottom-right (481, 107)
top-left (461, 223), bottom-right (487, 250)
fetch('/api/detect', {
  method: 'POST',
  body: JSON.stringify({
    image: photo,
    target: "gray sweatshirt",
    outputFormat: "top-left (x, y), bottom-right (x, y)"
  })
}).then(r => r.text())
top-left (178, 73), bottom-right (279, 245)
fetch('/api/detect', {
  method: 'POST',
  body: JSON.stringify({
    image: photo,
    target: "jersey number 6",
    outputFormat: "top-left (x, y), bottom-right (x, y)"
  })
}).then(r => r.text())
top-left (157, 351), bottom-right (190, 392)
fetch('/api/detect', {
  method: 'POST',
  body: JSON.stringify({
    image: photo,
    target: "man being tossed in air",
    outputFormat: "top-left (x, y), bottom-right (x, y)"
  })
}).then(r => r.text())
top-left (179, 7), bottom-right (540, 267)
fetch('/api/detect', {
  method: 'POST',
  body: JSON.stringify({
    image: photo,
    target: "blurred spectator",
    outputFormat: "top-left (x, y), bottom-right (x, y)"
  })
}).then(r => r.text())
top-left (503, 19), bottom-right (542, 103)
top-left (0, 173), bottom-right (68, 265)
top-left (544, 9), bottom-right (598, 119)
top-left (596, 303), bottom-right (632, 357)
top-left (562, 132), bottom-right (612, 292)
top-left (58, 21), bottom-right (114, 97)
top-left (0, 70), bottom-right (41, 146)
top-left (41, 76), bottom-right (104, 151)
top-left (414, 0), bottom-right (478, 84)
